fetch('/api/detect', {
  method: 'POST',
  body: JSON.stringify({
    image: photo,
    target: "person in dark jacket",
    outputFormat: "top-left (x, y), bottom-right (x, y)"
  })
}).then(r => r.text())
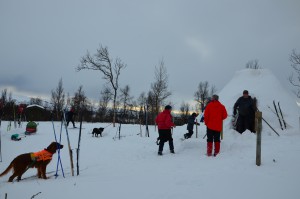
top-left (155, 105), bottom-right (176, 156)
top-left (184, 112), bottom-right (199, 139)
top-left (204, 94), bottom-right (227, 156)
top-left (66, 108), bottom-right (76, 128)
top-left (233, 90), bottom-right (255, 134)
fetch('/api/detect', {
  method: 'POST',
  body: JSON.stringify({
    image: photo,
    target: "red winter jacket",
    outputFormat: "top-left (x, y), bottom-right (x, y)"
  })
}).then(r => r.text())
top-left (204, 100), bottom-right (228, 132)
top-left (155, 109), bottom-right (175, 130)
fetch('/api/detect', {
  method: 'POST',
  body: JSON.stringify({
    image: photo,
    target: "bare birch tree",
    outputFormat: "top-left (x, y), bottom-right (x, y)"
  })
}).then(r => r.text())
top-left (289, 49), bottom-right (300, 97)
top-left (29, 97), bottom-right (43, 105)
top-left (194, 81), bottom-right (216, 112)
top-left (246, 59), bottom-right (260, 69)
top-left (72, 85), bottom-right (88, 111)
top-left (1, 89), bottom-right (8, 105)
top-left (150, 59), bottom-right (172, 116)
top-left (51, 78), bottom-right (65, 120)
top-left (119, 85), bottom-right (133, 118)
top-left (98, 86), bottom-right (113, 122)
top-left (77, 45), bottom-right (126, 126)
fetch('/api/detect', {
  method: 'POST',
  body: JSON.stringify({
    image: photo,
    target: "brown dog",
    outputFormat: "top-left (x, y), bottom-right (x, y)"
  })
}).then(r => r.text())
top-left (0, 142), bottom-right (63, 182)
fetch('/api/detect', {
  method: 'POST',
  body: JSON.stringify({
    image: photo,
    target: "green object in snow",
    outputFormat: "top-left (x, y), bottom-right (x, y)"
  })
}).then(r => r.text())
top-left (26, 121), bottom-right (37, 128)
top-left (11, 134), bottom-right (21, 141)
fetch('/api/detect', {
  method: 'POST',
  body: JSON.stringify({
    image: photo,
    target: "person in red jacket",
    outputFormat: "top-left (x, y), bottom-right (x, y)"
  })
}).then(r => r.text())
top-left (66, 108), bottom-right (77, 128)
top-left (204, 94), bottom-right (227, 156)
top-left (155, 105), bottom-right (176, 156)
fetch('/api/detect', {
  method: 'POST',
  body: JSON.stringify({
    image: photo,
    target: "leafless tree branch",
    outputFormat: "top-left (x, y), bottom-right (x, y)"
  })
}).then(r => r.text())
top-left (76, 44), bottom-right (126, 126)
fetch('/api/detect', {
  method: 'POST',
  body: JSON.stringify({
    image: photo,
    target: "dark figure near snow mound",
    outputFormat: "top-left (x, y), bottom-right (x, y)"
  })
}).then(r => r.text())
top-left (233, 90), bottom-right (256, 134)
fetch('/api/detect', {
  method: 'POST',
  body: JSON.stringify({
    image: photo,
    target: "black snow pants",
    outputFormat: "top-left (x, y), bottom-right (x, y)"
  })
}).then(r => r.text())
top-left (158, 129), bottom-right (174, 152)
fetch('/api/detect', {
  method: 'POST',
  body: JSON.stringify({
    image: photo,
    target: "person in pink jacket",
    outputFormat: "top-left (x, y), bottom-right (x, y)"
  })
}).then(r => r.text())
top-left (155, 105), bottom-right (175, 156)
top-left (204, 95), bottom-right (227, 157)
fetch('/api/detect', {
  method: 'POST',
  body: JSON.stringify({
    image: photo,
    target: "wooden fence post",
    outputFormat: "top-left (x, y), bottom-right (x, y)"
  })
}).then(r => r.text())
top-left (221, 121), bottom-right (223, 140)
top-left (255, 111), bottom-right (262, 166)
top-left (195, 119), bottom-right (198, 138)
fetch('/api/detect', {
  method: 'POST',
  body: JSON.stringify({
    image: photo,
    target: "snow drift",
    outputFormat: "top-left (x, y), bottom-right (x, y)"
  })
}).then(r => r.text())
top-left (219, 69), bottom-right (299, 133)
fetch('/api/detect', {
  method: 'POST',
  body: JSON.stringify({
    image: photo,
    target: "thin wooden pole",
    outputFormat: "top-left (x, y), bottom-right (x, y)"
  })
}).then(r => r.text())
top-left (195, 119), bottom-right (198, 138)
top-left (255, 111), bottom-right (262, 166)
top-left (139, 119), bottom-right (142, 137)
top-left (63, 111), bottom-right (74, 176)
top-left (221, 121), bottom-right (224, 140)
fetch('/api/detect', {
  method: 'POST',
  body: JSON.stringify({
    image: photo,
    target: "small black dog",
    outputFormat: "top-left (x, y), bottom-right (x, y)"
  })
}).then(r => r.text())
top-left (92, 128), bottom-right (104, 137)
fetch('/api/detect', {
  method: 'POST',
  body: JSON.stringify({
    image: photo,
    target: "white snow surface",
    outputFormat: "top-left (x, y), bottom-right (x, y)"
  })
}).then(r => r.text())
top-left (1, 69), bottom-right (300, 199)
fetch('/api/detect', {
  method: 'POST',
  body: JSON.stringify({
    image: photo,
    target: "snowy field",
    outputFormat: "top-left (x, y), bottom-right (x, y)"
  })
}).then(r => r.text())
top-left (1, 69), bottom-right (300, 199)
top-left (0, 120), bottom-right (299, 199)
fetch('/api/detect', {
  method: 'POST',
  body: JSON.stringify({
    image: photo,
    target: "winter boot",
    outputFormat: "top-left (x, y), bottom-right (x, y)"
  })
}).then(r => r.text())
top-left (214, 142), bottom-right (220, 156)
top-left (184, 134), bottom-right (188, 139)
top-left (207, 142), bottom-right (213, 156)
top-left (158, 151), bottom-right (163, 156)
top-left (169, 138), bottom-right (174, 153)
top-left (158, 139), bottom-right (165, 152)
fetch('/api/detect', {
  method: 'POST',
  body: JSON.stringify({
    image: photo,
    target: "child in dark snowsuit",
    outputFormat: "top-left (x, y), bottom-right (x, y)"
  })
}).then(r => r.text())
top-left (184, 113), bottom-right (199, 139)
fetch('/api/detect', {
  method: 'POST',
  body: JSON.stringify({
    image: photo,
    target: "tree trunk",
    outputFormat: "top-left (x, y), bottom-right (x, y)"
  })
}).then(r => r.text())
top-left (113, 90), bottom-right (117, 127)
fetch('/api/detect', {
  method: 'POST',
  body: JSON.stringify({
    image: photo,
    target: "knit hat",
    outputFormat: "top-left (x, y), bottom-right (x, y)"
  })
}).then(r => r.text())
top-left (243, 90), bottom-right (249, 95)
top-left (165, 105), bottom-right (172, 110)
top-left (212, 94), bottom-right (219, 101)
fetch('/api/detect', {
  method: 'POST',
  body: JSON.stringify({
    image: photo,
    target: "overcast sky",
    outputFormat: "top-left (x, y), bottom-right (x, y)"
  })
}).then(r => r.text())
top-left (1, 0), bottom-right (300, 109)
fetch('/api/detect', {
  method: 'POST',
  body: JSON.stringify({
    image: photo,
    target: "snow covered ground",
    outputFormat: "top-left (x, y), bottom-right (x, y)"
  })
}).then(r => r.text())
top-left (0, 69), bottom-right (300, 199)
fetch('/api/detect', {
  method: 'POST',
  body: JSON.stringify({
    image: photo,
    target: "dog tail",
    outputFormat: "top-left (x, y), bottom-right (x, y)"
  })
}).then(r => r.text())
top-left (0, 162), bottom-right (13, 177)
